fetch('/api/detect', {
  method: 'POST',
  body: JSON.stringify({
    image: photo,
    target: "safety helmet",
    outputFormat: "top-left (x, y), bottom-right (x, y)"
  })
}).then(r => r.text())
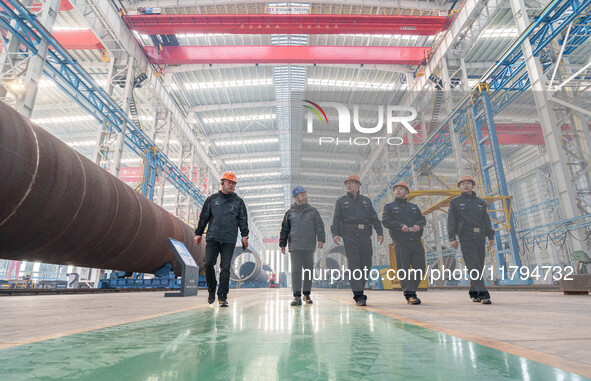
top-left (457, 175), bottom-right (475, 187)
top-left (344, 174), bottom-right (361, 185)
top-left (393, 181), bottom-right (410, 192)
top-left (292, 186), bottom-right (307, 198)
top-left (221, 172), bottom-right (237, 183)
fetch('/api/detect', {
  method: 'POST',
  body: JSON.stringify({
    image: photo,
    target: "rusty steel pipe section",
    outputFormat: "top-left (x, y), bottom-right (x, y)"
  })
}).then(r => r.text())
top-left (0, 101), bottom-right (205, 275)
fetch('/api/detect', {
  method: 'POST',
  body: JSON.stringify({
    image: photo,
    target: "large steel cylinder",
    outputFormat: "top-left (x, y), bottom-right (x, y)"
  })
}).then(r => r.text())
top-left (239, 262), bottom-right (269, 282)
top-left (0, 100), bottom-right (205, 275)
top-left (230, 246), bottom-right (267, 282)
top-left (262, 264), bottom-right (273, 273)
top-left (323, 257), bottom-right (340, 270)
top-left (317, 245), bottom-right (346, 270)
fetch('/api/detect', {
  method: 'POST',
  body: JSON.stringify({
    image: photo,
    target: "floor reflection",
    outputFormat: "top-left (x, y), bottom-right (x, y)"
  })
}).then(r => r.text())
top-left (0, 291), bottom-right (586, 380)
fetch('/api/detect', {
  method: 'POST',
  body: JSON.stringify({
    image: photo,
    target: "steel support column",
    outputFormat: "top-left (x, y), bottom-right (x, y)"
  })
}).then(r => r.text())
top-left (510, 0), bottom-right (586, 253)
top-left (185, 146), bottom-right (195, 222)
top-left (112, 56), bottom-right (135, 178)
top-left (92, 57), bottom-right (119, 167)
top-left (482, 90), bottom-right (528, 282)
top-left (157, 111), bottom-right (172, 206)
top-left (459, 57), bottom-right (471, 92)
top-left (0, 0), bottom-right (33, 99)
top-left (440, 58), bottom-right (463, 176)
top-left (15, 0), bottom-right (60, 118)
top-left (174, 143), bottom-right (185, 216)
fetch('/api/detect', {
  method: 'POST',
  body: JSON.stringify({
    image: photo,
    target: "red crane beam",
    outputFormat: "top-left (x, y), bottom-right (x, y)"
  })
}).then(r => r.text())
top-left (124, 14), bottom-right (449, 35)
top-left (52, 30), bottom-right (104, 50)
top-left (0, 29), bottom-right (104, 52)
top-left (144, 45), bottom-right (430, 65)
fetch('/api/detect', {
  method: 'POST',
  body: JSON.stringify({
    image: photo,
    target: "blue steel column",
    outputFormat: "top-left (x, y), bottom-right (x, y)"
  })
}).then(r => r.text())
top-left (481, 90), bottom-right (530, 284)
top-left (470, 99), bottom-right (508, 282)
top-left (142, 149), bottom-right (158, 200)
top-left (184, 146), bottom-right (196, 222)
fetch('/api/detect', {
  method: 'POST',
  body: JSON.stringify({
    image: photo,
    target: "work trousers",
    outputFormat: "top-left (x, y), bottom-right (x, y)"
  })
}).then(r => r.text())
top-left (205, 241), bottom-right (235, 299)
top-left (290, 250), bottom-right (315, 297)
top-left (342, 231), bottom-right (373, 301)
top-left (393, 240), bottom-right (426, 298)
top-left (460, 237), bottom-right (490, 299)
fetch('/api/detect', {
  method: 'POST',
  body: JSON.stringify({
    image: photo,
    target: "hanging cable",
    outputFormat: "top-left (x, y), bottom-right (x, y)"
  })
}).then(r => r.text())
top-left (536, 234), bottom-right (549, 251)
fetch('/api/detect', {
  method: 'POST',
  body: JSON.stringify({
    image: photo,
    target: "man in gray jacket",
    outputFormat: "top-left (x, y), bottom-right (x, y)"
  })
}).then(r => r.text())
top-left (280, 186), bottom-right (325, 306)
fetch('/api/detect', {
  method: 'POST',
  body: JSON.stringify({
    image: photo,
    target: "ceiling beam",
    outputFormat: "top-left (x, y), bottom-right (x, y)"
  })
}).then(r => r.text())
top-left (208, 129), bottom-right (283, 140)
top-left (123, 0), bottom-right (448, 11)
top-left (216, 150), bottom-right (366, 161)
top-left (190, 100), bottom-right (283, 113)
top-left (167, 63), bottom-right (412, 74)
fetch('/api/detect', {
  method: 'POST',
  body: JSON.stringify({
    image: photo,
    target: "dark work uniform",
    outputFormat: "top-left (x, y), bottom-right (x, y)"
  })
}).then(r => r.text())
top-left (447, 191), bottom-right (495, 299)
top-left (279, 203), bottom-right (325, 297)
top-left (195, 191), bottom-right (249, 300)
top-left (331, 192), bottom-right (383, 302)
top-left (382, 198), bottom-right (427, 299)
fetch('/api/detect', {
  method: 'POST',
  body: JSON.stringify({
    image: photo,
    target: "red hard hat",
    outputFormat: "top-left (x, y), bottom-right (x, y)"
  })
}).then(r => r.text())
top-left (221, 172), bottom-right (237, 183)
top-left (344, 174), bottom-right (361, 185)
top-left (457, 175), bottom-right (475, 187)
top-left (393, 181), bottom-right (410, 192)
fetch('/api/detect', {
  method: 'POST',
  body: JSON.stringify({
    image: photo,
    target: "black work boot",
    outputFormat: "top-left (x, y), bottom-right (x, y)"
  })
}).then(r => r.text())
top-left (355, 296), bottom-right (367, 306)
top-left (291, 296), bottom-right (302, 306)
top-left (208, 290), bottom-right (216, 304)
top-left (303, 294), bottom-right (313, 304)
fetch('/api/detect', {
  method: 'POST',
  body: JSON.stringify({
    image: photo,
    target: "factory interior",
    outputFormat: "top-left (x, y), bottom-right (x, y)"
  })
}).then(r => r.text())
top-left (1, 0), bottom-right (591, 379)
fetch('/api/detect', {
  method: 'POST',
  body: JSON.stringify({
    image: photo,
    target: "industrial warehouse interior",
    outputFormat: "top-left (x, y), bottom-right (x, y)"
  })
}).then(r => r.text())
top-left (1, 0), bottom-right (591, 379)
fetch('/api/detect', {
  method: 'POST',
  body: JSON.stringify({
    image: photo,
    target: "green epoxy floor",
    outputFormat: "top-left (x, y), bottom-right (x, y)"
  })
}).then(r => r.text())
top-left (1, 292), bottom-right (588, 380)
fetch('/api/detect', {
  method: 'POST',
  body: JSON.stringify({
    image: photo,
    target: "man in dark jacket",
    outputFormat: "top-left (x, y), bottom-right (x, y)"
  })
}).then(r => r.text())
top-left (195, 172), bottom-right (249, 307)
top-left (331, 175), bottom-right (384, 306)
top-left (448, 175), bottom-right (495, 304)
top-left (280, 186), bottom-right (325, 306)
top-left (382, 181), bottom-right (426, 305)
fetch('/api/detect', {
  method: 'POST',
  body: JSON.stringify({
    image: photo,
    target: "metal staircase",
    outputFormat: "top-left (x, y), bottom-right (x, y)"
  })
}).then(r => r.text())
top-left (127, 91), bottom-right (142, 131)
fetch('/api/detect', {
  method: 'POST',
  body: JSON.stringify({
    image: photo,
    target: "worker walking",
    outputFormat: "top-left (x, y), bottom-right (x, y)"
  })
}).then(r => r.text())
top-left (331, 175), bottom-right (384, 306)
top-left (279, 186), bottom-right (325, 306)
top-left (447, 175), bottom-right (495, 304)
top-left (382, 181), bottom-right (426, 305)
top-left (195, 172), bottom-right (249, 307)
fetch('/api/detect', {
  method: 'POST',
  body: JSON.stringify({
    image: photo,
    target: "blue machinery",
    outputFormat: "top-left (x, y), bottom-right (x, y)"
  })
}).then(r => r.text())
top-left (0, 0), bottom-right (206, 205)
top-left (373, 0), bottom-right (591, 284)
top-left (98, 271), bottom-right (208, 289)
